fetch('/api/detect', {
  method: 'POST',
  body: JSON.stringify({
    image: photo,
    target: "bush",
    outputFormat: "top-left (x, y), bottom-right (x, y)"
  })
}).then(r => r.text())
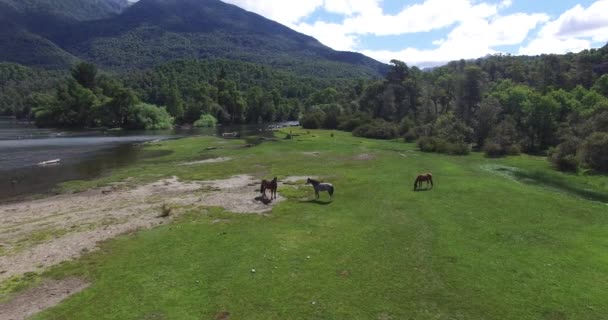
top-left (399, 116), bottom-right (415, 135)
top-left (506, 145), bottom-right (522, 156)
top-left (403, 129), bottom-right (417, 143)
top-left (193, 114), bottom-right (218, 127)
top-left (483, 141), bottom-right (506, 157)
top-left (125, 103), bottom-right (174, 130)
top-left (417, 136), bottom-right (439, 152)
top-left (352, 120), bottom-right (398, 139)
top-left (337, 113), bottom-right (372, 132)
top-left (548, 136), bottom-right (580, 172)
top-left (579, 132), bottom-right (608, 172)
top-left (483, 141), bottom-right (521, 157)
top-left (450, 142), bottom-right (471, 155)
top-left (300, 112), bottom-right (323, 129)
top-left (417, 137), bottom-right (470, 155)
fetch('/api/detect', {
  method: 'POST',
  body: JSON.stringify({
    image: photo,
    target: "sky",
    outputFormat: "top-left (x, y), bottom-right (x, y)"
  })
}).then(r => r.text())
top-left (132, 0), bottom-right (608, 68)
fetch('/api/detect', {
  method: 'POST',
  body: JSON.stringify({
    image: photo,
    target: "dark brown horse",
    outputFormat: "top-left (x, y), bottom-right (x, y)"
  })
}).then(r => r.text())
top-left (260, 177), bottom-right (278, 200)
top-left (414, 173), bottom-right (433, 191)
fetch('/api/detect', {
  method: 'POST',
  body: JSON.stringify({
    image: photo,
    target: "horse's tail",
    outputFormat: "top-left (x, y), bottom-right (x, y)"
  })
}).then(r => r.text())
top-left (414, 177), bottom-right (418, 190)
top-left (429, 174), bottom-right (434, 186)
top-left (260, 180), bottom-right (265, 193)
top-left (329, 185), bottom-right (334, 197)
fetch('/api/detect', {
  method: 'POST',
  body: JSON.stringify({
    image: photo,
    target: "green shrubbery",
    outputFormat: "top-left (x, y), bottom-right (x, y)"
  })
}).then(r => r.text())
top-left (483, 117), bottom-right (522, 157)
top-left (193, 114), bottom-right (218, 127)
top-left (415, 113), bottom-right (472, 155)
top-left (352, 120), bottom-right (399, 140)
top-left (548, 137), bottom-right (581, 172)
top-left (125, 103), bottom-right (174, 130)
top-left (417, 137), bottom-right (470, 155)
top-left (579, 132), bottom-right (608, 173)
top-left (300, 112), bottom-right (324, 129)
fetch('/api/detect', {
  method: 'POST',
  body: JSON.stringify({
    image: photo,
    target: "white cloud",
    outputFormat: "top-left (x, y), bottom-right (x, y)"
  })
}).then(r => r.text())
top-left (335, 0), bottom-right (499, 36)
top-left (362, 12), bottom-right (548, 68)
top-left (519, 0), bottom-right (608, 55)
top-left (223, 0), bottom-right (324, 25)
top-left (294, 21), bottom-right (359, 51)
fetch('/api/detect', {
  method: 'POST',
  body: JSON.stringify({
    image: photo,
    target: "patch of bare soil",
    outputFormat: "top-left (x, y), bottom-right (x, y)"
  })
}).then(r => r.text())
top-left (198, 175), bottom-right (285, 213)
top-left (179, 157), bottom-right (232, 166)
top-left (0, 175), bottom-right (285, 283)
top-left (353, 153), bottom-right (376, 161)
top-left (0, 277), bottom-right (89, 320)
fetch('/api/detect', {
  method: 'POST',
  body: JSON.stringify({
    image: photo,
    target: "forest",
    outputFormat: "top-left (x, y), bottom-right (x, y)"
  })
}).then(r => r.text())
top-left (298, 46), bottom-right (608, 173)
top-left (1, 44), bottom-right (607, 173)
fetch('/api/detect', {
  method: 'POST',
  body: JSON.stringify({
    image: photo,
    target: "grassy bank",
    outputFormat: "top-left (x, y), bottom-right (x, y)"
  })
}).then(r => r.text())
top-left (6, 129), bottom-right (608, 319)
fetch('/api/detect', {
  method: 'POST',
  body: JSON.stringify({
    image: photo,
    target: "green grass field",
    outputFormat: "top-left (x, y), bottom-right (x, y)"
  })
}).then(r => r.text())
top-left (13, 129), bottom-right (608, 319)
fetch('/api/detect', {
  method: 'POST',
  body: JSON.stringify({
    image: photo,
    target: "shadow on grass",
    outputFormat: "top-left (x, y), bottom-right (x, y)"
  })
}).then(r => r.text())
top-left (512, 170), bottom-right (608, 203)
top-left (414, 187), bottom-right (433, 192)
top-left (485, 165), bottom-right (608, 203)
top-left (299, 199), bottom-right (333, 205)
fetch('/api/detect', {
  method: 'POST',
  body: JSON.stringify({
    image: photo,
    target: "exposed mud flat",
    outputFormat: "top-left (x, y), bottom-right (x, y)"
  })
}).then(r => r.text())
top-left (0, 175), bottom-right (287, 283)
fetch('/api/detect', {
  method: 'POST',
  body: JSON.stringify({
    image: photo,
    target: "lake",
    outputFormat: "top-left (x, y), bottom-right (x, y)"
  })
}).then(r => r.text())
top-left (0, 117), bottom-right (291, 202)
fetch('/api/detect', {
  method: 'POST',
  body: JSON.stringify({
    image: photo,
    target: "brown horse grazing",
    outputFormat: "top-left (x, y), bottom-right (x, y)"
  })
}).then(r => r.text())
top-left (414, 173), bottom-right (433, 191)
top-left (260, 177), bottom-right (278, 200)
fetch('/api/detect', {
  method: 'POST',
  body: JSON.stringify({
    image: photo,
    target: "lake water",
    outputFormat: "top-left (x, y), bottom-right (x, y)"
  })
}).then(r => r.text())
top-left (0, 117), bottom-right (290, 202)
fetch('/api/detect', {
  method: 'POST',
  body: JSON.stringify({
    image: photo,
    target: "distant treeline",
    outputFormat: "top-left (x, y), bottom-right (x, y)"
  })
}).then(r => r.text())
top-left (0, 59), bottom-right (363, 129)
top-left (300, 46), bottom-right (608, 173)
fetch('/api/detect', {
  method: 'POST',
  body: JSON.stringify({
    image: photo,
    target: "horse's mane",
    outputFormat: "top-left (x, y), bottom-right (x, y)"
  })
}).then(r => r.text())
top-left (308, 178), bottom-right (320, 185)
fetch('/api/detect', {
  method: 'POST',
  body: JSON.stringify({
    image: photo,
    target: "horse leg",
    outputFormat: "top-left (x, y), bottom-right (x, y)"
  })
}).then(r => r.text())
top-left (315, 190), bottom-right (319, 199)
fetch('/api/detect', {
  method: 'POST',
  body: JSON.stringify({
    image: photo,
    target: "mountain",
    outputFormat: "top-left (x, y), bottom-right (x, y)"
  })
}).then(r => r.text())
top-left (0, 0), bottom-right (387, 78)
top-left (0, 0), bottom-right (129, 21)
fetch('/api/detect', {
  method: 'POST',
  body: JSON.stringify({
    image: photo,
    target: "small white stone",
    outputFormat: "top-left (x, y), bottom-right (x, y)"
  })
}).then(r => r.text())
top-left (312, 301), bottom-right (316, 305)
top-left (307, 256), bottom-right (311, 259)
top-left (251, 268), bottom-right (256, 273)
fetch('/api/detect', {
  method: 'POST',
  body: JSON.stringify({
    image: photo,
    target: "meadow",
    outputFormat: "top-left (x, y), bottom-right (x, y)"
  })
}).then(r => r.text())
top-left (6, 129), bottom-right (608, 319)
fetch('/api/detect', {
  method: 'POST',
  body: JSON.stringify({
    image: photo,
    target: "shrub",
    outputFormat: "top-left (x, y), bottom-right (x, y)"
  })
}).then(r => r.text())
top-left (352, 120), bottom-right (398, 139)
top-left (483, 141), bottom-right (505, 157)
top-left (399, 116), bottom-right (415, 135)
top-left (449, 142), bottom-right (471, 155)
top-left (193, 114), bottom-right (218, 127)
top-left (403, 129), bottom-right (417, 143)
top-left (548, 136), bottom-right (580, 172)
top-left (125, 103), bottom-right (174, 130)
top-left (579, 132), bottom-right (608, 172)
top-left (300, 112), bottom-right (323, 129)
top-left (417, 137), bottom-right (469, 155)
top-left (337, 113), bottom-right (372, 132)
top-left (506, 145), bottom-right (522, 156)
top-left (417, 136), bottom-right (436, 152)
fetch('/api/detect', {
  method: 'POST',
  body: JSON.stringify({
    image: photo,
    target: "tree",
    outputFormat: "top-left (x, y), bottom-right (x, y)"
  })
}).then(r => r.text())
top-left (456, 65), bottom-right (483, 124)
top-left (475, 96), bottom-right (501, 147)
top-left (522, 92), bottom-right (559, 151)
top-left (579, 132), bottom-right (608, 172)
top-left (162, 86), bottom-right (185, 122)
top-left (434, 112), bottom-right (473, 144)
top-left (71, 62), bottom-right (97, 89)
top-left (593, 74), bottom-right (608, 97)
top-left (386, 60), bottom-right (409, 84)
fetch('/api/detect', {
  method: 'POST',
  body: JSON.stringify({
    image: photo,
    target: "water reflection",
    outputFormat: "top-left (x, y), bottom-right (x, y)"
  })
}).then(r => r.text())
top-left (0, 117), bottom-right (295, 202)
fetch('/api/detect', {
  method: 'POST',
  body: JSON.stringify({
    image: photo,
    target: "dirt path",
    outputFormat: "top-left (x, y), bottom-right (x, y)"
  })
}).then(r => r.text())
top-left (0, 278), bottom-right (89, 320)
top-left (0, 175), bottom-right (286, 283)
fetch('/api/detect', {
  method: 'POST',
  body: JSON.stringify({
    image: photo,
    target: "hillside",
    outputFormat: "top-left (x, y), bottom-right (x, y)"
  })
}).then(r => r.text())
top-left (0, 0), bottom-right (387, 78)
top-left (0, 0), bottom-right (129, 21)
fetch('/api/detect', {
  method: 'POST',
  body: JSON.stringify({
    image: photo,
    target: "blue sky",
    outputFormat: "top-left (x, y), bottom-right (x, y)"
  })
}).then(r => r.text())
top-left (220, 0), bottom-right (608, 67)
